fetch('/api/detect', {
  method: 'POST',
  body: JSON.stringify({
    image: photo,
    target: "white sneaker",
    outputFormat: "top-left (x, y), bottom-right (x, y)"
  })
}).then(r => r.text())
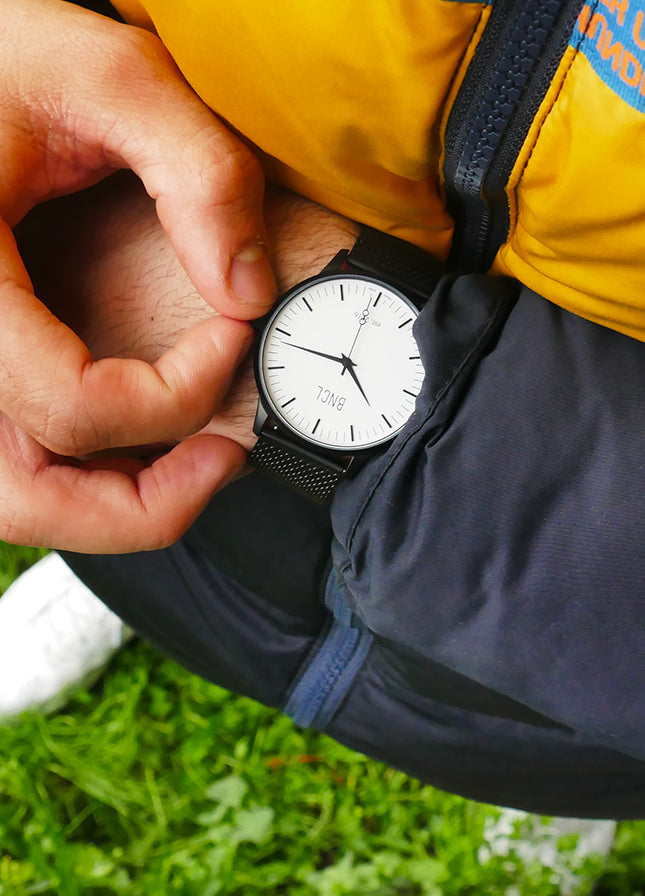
top-left (479, 808), bottom-right (616, 895)
top-left (0, 553), bottom-right (134, 722)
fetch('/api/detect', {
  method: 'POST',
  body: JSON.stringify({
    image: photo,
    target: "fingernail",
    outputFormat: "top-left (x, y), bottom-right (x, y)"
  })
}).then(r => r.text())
top-left (230, 241), bottom-right (277, 307)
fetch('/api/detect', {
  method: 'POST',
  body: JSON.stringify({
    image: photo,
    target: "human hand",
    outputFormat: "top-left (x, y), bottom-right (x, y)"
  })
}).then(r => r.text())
top-left (3, 0), bottom-right (275, 316)
top-left (0, 0), bottom-right (277, 551)
top-left (20, 177), bottom-right (358, 460)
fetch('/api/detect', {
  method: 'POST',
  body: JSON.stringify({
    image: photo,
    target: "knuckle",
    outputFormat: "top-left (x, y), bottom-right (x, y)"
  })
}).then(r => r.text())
top-left (107, 23), bottom-right (168, 75)
top-left (156, 366), bottom-right (215, 437)
top-left (34, 398), bottom-right (102, 457)
top-left (94, 24), bottom-right (172, 100)
top-left (197, 138), bottom-right (264, 208)
top-left (123, 26), bottom-right (172, 74)
top-left (169, 390), bottom-right (211, 435)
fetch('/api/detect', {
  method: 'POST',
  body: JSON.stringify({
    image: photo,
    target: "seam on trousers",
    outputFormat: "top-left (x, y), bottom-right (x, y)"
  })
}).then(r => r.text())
top-left (283, 570), bottom-right (373, 730)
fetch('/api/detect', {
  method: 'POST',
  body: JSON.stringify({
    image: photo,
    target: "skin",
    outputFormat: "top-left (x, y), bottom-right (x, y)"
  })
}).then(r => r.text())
top-left (1, 0), bottom-right (278, 551)
top-left (19, 174), bottom-right (359, 467)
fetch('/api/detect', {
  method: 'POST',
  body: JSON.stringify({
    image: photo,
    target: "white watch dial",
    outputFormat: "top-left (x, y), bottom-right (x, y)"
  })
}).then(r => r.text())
top-left (258, 274), bottom-right (424, 451)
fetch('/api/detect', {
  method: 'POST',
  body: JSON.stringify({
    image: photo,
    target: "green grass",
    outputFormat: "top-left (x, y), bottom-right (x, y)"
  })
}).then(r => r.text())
top-left (0, 543), bottom-right (643, 895)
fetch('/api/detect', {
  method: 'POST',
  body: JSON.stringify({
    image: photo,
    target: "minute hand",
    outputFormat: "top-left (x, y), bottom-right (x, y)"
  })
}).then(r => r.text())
top-left (285, 342), bottom-right (346, 365)
top-left (285, 342), bottom-right (370, 405)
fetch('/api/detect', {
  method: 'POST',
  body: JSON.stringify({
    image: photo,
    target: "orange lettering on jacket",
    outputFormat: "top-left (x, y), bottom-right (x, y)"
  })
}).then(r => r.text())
top-left (577, 2), bottom-right (645, 99)
top-left (600, 29), bottom-right (624, 68)
top-left (600, 0), bottom-right (629, 26)
top-left (633, 9), bottom-right (645, 49)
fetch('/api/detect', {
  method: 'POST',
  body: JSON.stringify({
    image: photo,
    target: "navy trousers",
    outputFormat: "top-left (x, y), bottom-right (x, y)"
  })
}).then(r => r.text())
top-left (63, 474), bottom-right (645, 820)
top-left (63, 278), bottom-right (645, 819)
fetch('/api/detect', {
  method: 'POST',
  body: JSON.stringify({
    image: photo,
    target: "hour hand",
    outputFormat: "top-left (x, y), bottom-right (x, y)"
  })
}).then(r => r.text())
top-left (285, 342), bottom-right (345, 365)
top-left (340, 355), bottom-right (370, 405)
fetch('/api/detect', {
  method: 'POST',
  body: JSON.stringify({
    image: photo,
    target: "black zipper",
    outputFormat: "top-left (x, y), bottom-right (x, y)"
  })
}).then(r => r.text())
top-left (444, 0), bottom-right (586, 273)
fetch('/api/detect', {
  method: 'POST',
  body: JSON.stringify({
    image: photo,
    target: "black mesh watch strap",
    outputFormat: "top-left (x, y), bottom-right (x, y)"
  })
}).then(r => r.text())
top-left (346, 226), bottom-right (444, 305)
top-left (248, 429), bottom-right (349, 505)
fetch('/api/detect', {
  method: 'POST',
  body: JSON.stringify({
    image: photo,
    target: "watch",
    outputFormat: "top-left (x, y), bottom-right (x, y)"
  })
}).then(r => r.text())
top-left (248, 226), bottom-right (441, 504)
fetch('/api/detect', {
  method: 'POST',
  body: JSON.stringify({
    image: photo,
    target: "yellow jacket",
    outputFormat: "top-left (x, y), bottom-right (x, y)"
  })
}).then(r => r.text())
top-left (113, 0), bottom-right (645, 340)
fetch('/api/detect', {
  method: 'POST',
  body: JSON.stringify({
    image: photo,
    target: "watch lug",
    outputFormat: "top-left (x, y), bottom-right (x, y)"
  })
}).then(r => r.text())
top-left (252, 399), bottom-right (269, 437)
top-left (320, 249), bottom-right (350, 274)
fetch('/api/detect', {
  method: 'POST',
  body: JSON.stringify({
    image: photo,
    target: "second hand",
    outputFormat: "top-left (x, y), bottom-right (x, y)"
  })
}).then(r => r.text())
top-left (344, 297), bottom-right (373, 367)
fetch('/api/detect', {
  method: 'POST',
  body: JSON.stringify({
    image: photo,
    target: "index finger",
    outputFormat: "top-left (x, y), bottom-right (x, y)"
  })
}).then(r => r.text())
top-left (0, 2), bottom-right (276, 319)
top-left (87, 26), bottom-right (279, 318)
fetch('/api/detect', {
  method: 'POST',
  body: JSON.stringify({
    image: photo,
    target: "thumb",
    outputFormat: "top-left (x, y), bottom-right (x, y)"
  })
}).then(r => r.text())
top-left (106, 31), bottom-right (277, 319)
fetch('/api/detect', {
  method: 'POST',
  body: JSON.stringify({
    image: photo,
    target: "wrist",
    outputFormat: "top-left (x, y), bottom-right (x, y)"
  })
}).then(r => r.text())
top-left (264, 187), bottom-right (360, 293)
top-left (205, 189), bottom-right (359, 451)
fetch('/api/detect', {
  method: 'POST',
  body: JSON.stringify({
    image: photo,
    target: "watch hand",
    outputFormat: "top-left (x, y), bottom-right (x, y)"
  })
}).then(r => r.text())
top-left (346, 297), bottom-right (373, 361)
top-left (340, 354), bottom-right (370, 405)
top-left (285, 341), bottom-right (370, 404)
top-left (285, 342), bottom-right (346, 365)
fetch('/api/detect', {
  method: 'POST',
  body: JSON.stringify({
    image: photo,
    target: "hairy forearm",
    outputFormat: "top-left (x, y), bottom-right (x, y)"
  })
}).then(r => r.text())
top-left (18, 172), bottom-right (359, 451)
